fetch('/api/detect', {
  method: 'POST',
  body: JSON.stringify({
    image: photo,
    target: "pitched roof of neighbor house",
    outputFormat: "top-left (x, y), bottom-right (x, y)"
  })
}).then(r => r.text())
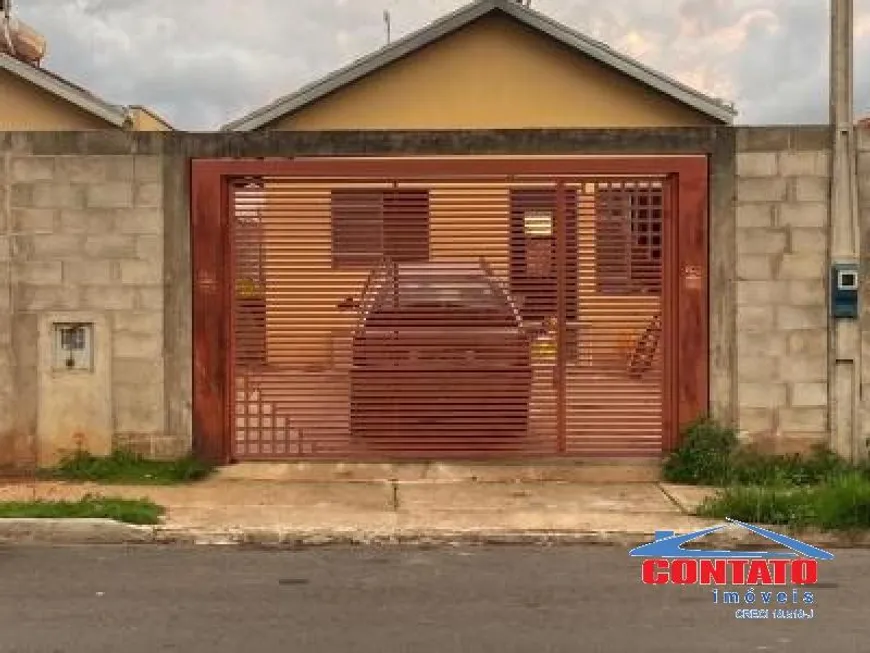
top-left (128, 104), bottom-right (175, 131)
top-left (0, 52), bottom-right (130, 127)
top-left (223, 0), bottom-right (737, 131)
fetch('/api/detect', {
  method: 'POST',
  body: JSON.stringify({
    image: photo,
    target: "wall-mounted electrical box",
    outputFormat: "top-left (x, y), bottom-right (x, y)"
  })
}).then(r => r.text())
top-left (52, 322), bottom-right (94, 371)
top-left (831, 264), bottom-right (860, 319)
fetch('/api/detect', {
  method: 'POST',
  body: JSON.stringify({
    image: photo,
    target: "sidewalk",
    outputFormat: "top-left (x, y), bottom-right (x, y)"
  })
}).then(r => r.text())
top-left (0, 475), bottom-right (736, 546)
top-left (0, 476), bottom-right (866, 548)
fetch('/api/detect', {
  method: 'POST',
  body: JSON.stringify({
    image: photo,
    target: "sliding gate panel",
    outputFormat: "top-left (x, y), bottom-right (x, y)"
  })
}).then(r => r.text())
top-left (230, 177), bottom-right (558, 459)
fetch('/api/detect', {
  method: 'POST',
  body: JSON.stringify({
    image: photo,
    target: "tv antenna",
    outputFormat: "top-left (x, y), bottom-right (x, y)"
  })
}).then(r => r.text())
top-left (383, 9), bottom-right (391, 45)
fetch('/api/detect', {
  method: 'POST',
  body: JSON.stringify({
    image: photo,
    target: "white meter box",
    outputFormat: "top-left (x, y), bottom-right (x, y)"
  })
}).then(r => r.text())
top-left (52, 322), bottom-right (94, 371)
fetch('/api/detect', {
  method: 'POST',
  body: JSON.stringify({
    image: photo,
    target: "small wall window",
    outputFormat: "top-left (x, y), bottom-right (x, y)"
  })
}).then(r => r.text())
top-left (595, 187), bottom-right (664, 295)
top-left (331, 189), bottom-right (430, 268)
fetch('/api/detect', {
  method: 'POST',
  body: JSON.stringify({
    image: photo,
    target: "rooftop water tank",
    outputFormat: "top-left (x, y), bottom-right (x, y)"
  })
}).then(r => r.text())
top-left (0, 14), bottom-right (47, 65)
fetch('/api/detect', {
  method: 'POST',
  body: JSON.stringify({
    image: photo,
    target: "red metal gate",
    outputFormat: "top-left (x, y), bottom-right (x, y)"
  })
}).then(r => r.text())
top-left (191, 157), bottom-right (708, 463)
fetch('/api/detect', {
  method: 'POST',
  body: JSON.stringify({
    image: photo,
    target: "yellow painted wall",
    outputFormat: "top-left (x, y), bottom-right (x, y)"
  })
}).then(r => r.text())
top-left (128, 106), bottom-right (173, 131)
top-left (0, 68), bottom-right (116, 130)
top-left (255, 181), bottom-right (661, 369)
top-left (267, 13), bottom-right (718, 131)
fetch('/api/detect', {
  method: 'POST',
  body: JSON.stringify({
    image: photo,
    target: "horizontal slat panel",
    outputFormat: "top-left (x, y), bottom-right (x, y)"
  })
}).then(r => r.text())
top-left (230, 174), bottom-right (666, 460)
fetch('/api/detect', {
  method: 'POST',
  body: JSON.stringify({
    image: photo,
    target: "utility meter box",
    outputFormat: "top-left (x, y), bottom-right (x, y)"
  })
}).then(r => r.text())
top-left (52, 322), bottom-right (94, 371)
top-left (831, 264), bottom-right (860, 319)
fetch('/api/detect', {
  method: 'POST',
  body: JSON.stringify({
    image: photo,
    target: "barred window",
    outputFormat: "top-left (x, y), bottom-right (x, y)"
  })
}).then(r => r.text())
top-left (595, 187), bottom-right (663, 295)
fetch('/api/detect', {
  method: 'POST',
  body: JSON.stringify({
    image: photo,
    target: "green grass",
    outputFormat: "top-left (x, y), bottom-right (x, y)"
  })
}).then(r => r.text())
top-left (662, 417), bottom-right (865, 487)
top-left (662, 417), bottom-right (738, 485)
top-left (41, 449), bottom-right (214, 485)
top-left (696, 473), bottom-right (870, 532)
top-left (0, 495), bottom-right (164, 525)
top-left (665, 417), bottom-right (870, 531)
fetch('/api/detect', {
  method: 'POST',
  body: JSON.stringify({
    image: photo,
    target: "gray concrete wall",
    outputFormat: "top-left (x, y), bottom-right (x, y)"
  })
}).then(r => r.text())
top-left (735, 127), bottom-right (841, 455)
top-left (1, 126), bottom-right (857, 465)
top-left (0, 149), bottom-right (169, 464)
top-left (0, 153), bottom-right (15, 464)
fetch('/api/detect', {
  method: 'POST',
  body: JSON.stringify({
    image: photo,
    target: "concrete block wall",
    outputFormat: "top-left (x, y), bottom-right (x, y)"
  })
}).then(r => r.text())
top-left (735, 130), bottom-right (832, 454)
top-left (0, 150), bottom-right (174, 464)
top-left (0, 127), bottom-right (863, 466)
top-left (0, 154), bottom-right (14, 464)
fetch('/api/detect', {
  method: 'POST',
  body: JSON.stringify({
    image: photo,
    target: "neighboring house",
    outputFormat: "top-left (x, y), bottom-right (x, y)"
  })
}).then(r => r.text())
top-left (126, 105), bottom-right (174, 132)
top-left (223, 0), bottom-right (735, 131)
top-left (0, 53), bottom-right (173, 131)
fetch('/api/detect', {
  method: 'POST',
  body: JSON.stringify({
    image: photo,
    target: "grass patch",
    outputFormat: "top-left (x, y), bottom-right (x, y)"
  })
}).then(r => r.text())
top-left (696, 473), bottom-right (870, 532)
top-left (0, 495), bottom-right (164, 525)
top-left (662, 417), bottom-right (865, 487)
top-left (662, 417), bottom-right (737, 485)
top-left (667, 417), bottom-right (870, 531)
top-left (42, 449), bottom-right (214, 485)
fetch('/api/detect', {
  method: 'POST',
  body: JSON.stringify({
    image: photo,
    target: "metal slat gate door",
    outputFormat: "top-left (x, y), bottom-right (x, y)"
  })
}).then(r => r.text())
top-left (191, 156), bottom-right (709, 463)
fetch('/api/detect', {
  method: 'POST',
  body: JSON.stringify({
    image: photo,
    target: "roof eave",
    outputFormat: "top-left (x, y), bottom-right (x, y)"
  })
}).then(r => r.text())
top-left (127, 104), bottom-right (176, 131)
top-left (221, 0), bottom-right (496, 132)
top-left (0, 54), bottom-right (128, 128)
top-left (222, 0), bottom-right (736, 131)
top-left (497, 1), bottom-right (736, 124)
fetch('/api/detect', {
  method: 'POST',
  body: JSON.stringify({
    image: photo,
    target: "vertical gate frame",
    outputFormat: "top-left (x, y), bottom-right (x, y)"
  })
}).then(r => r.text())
top-left (191, 156), bottom-right (708, 464)
top-left (555, 180), bottom-right (568, 454)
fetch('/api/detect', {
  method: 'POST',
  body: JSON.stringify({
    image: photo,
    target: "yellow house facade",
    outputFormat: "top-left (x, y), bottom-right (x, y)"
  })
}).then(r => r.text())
top-left (0, 52), bottom-right (173, 131)
top-left (223, 0), bottom-right (734, 370)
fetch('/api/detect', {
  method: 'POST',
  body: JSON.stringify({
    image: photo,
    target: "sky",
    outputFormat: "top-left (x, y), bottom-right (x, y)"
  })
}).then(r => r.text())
top-left (12, 0), bottom-right (870, 130)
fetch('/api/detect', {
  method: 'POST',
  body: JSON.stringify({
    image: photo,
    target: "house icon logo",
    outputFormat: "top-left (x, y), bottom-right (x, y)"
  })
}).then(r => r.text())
top-left (629, 519), bottom-right (834, 621)
top-left (629, 518), bottom-right (835, 561)
top-left (629, 518), bottom-right (833, 587)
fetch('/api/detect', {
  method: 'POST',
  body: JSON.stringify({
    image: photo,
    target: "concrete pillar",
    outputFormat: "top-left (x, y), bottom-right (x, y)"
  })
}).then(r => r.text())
top-left (829, 0), bottom-right (864, 460)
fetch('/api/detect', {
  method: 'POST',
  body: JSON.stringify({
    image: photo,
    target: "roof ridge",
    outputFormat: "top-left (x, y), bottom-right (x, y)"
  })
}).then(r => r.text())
top-left (222, 0), bottom-right (735, 131)
top-left (223, 0), bottom-right (495, 130)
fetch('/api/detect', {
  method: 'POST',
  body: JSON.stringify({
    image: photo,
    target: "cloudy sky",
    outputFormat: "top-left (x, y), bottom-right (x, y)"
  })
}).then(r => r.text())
top-left (13, 0), bottom-right (870, 130)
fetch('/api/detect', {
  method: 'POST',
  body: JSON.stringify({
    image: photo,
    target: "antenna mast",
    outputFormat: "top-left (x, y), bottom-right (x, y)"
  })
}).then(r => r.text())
top-left (383, 10), bottom-right (391, 45)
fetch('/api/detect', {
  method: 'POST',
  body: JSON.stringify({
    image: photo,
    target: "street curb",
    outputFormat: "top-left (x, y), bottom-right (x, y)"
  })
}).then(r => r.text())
top-left (1, 520), bottom-right (869, 549)
top-left (0, 519), bottom-right (153, 544)
top-left (154, 527), bottom-right (870, 550)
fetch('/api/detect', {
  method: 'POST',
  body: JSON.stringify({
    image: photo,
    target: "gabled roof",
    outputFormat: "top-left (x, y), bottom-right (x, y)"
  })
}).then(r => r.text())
top-left (128, 104), bottom-right (175, 131)
top-left (0, 52), bottom-right (129, 128)
top-left (223, 0), bottom-right (737, 132)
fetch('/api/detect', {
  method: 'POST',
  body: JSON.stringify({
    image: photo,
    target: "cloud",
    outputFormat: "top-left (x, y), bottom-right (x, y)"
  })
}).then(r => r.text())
top-left (12, 0), bottom-right (870, 129)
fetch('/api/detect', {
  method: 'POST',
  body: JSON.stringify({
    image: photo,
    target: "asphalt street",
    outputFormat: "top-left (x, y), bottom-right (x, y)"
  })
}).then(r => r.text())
top-left (0, 544), bottom-right (865, 653)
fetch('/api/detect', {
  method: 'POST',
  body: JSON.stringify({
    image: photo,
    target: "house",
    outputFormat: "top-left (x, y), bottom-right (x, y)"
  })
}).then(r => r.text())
top-left (0, 11), bottom-right (172, 131)
top-left (125, 105), bottom-right (174, 132)
top-left (202, 0), bottom-right (736, 461)
top-left (223, 0), bottom-right (735, 131)
top-left (7, 2), bottom-right (853, 470)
